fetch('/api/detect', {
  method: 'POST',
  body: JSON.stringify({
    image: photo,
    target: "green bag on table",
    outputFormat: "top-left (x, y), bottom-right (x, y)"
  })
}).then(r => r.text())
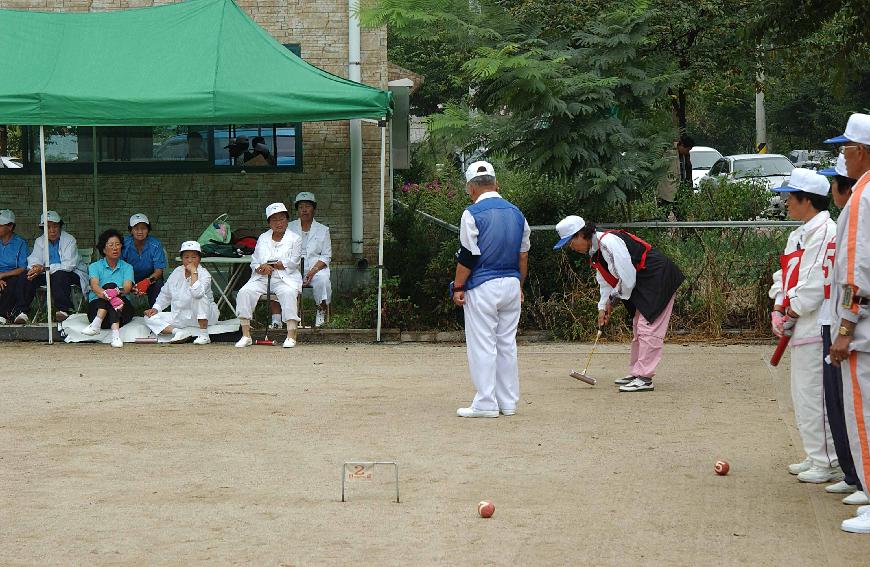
top-left (197, 213), bottom-right (232, 246)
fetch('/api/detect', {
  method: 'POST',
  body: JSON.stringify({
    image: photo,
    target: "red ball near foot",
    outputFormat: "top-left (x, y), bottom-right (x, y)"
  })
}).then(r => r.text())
top-left (714, 460), bottom-right (730, 475)
top-left (478, 500), bottom-right (495, 518)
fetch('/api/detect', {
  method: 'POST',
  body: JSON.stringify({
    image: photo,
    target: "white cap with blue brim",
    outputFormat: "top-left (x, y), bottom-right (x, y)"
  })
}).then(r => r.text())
top-left (824, 113), bottom-right (870, 145)
top-left (818, 154), bottom-right (850, 178)
top-left (553, 215), bottom-right (585, 249)
top-left (771, 168), bottom-right (830, 196)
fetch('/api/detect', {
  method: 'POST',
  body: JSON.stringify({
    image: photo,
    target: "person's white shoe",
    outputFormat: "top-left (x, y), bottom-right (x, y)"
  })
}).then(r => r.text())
top-left (169, 329), bottom-right (192, 343)
top-left (827, 480), bottom-right (857, 494)
top-left (193, 335), bottom-right (211, 345)
top-left (500, 408), bottom-right (517, 416)
top-left (80, 324), bottom-right (100, 336)
top-left (110, 336), bottom-right (123, 348)
top-left (844, 491), bottom-right (870, 505)
top-left (0, 316), bottom-right (6, 325)
top-left (235, 336), bottom-right (253, 348)
top-left (841, 511), bottom-right (870, 533)
top-left (619, 377), bottom-right (654, 392)
top-left (456, 407), bottom-right (499, 418)
top-left (14, 313), bottom-right (28, 324)
top-left (798, 465), bottom-right (844, 484)
top-left (315, 310), bottom-right (325, 327)
top-left (788, 457), bottom-right (812, 475)
top-left (614, 375), bottom-right (634, 385)
top-left (854, 504), bottom-right (870, 516)
top-left (282, 337), bottom-right (296, 348)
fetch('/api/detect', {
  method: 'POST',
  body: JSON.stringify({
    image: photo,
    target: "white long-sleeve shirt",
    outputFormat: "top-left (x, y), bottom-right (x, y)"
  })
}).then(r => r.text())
top-left (288, 219), bottom-right (332, 270)
top-left (769, 210), bottom-right (836, 343)
top-left (249, 229), bottom-right (303, 289)
top-left (27, 230), bottom-right (88, 292)
top-left (459, 191), bottom-right (531, 254)
top-left (152, 265), bottom-right (215, 318)
top-left (591, 231), bottom-right (637, 310)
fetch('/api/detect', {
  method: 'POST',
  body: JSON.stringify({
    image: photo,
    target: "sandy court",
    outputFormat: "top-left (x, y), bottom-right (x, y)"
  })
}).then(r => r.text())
top-left (2, 341), bottom-right (870, 566)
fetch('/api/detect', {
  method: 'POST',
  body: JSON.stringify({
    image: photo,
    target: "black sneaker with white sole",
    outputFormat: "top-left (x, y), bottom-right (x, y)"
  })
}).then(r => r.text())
top-left (619, 377), bottom-right (654, 392)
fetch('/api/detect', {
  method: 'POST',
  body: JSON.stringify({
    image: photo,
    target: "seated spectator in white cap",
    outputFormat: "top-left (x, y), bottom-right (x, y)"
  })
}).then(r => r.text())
top-left (143, 241), bottom-right (217, 345)
top-left (16, 210), bottom-right (87, 324)
top-left (288, 191), bottom-right (332, 327)
top-left (0, 209), bottom-right (28, 325)
top-left (234, 202), bottom-right (303, 348)
top-left (121, 213), bottom-right (167, 308)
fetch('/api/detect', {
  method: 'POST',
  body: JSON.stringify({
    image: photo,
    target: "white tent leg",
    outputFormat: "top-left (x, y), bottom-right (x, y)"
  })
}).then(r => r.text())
top-left (376, 120), bottom-right (386, 343)
top-left (39, 125), bottom-right (53, 344)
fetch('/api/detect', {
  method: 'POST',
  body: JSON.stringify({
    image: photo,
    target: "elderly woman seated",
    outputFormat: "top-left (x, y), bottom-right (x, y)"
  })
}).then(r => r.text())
top-left (143, 241), bottom-right (217, 345)
top-left (288, 191), bottom-right (332, 327)
top-left (81, 229), bottom-right (135, 347)
top-left (234, 202), bottom-right (302, 348)
top-left (121, 213), bottom-right (167, 308)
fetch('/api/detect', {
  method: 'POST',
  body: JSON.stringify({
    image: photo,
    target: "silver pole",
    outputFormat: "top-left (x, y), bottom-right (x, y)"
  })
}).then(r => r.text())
top-left (376, 121), bottom-right (386, 342)
top-left (39, 125), bottom-right (53, 344)
top-left (755, 46), bottom-right (767, 153)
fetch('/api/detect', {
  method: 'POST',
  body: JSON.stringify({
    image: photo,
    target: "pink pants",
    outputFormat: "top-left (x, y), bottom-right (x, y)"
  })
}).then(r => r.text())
top-left (629, 294), bottom-right (676, 378)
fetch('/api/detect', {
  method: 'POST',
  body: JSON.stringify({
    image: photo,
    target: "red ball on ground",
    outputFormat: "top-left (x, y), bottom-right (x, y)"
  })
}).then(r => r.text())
top-left (714, 460), bottom-right (730, 475)
top-left (478, 500), bottom-right (495, 518)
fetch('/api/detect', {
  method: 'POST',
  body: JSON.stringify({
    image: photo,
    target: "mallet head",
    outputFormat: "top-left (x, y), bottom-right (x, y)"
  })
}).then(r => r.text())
top-left (569, 371), bottom-right (597, 385)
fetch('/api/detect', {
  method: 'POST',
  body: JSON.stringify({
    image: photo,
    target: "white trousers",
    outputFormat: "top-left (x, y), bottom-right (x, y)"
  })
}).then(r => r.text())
top-left (463, 277), bottom-right (521, 412)
top-left (790, 341), bottom-right (837, 467)
top-left (843, 349), bottom-right (870, 498)
top-left (236, 277), bottom-right (299, 322)
top-left (144, 299), bottom-right (218, 335)
top-left (308, 268), bottom-right (332, 305)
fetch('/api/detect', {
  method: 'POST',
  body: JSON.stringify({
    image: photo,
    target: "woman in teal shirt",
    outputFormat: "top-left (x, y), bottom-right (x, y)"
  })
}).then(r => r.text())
top-left (81, 229), bottom-right (134, 347)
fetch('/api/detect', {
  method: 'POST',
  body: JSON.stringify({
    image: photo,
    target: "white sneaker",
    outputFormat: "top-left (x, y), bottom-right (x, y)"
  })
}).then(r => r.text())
top-left (315, 310), bottom-right (325, 327)
top-left (235, 336), bottom-right (253, 348)
top-left (456, 407), bottom-right (499, 418)
top-left (500, 408), bottom-right (516, 416)
top-left (169, 329), bottom-right (192, 343)
top-left (619, 377), bottom-right (654, 392)
top-left (193, 335), bottom-right (211, 345)
top-left (81, 324), bottom-right (100, 336)
top-left (844, 491), bottom-right (870, 505)
top-left (110, 336), bottom-right (123, 348)
top-left (282, 337), bottom-right (296, 348)
top-left (614, 375), bottom-right (634, 385)
top-left (841, 512), bottom-right (870, 533)
top-left (856, 504), bottom-right (870, 516)
top-left (14, 313), bottom-right (28, 324)
top-left (0, 316), bottom-right (6, 324)
top-left (827, 480), bottom-right (856, 494)
top-left (788, 457), bottom-right (812, 475)
top-left (798, 465), bottom-right (844, 484)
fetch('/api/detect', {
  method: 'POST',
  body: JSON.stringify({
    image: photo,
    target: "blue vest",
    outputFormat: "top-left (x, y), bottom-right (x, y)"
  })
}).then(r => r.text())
top-left (465, 197), bottom-right (525, 291)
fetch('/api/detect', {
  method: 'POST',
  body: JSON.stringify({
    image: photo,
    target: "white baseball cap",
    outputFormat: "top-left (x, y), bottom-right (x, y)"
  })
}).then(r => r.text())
top-left (771, 168), bottom-right (830, 196)
top-left (179, 240), bottom-right (202, 254)
top-left (0, 209), bottom-right (14, 225)
top-left (824, 113), bottom-right (870, 145)
top-left (265, 202), bottom-right (288, 219)
top-left (129, 213), bottom-right (150, 227)
top-left (294, 191), bottom-right (316, 206)
top-left (465, 161), bottom-right (496, 183)
top-left (38, 210), bottom-right (62, 226)
top-left (818, 154), bottom-right (850, 178)
top-left (553, 215), bottom-right (586, 249)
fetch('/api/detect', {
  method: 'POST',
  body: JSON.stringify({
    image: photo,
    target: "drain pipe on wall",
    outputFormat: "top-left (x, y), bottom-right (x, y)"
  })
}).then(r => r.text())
top-left (349, 1), bottom-right (364, 259)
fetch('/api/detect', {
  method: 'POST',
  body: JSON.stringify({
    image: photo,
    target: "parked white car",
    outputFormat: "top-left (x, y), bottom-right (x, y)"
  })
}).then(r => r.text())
top-left (0, 156), bottom-right (22, 168)
top-left (698, 153), bottom-right (794, 190)
top-left (689, 146), bottom-right (723, 188)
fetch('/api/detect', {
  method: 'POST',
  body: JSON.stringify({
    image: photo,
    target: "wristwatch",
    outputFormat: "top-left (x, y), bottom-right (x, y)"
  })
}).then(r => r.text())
top-left (838, 325), bottom-right (853, 337)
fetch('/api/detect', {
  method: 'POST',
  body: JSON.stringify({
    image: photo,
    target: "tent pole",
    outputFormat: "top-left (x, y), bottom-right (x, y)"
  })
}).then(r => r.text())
top-left (39, 126), bottom-right (53, 344)
top-left (92, 126), bottom-right (99, 243)
top-left (376, 120), bottom-right (386, 343)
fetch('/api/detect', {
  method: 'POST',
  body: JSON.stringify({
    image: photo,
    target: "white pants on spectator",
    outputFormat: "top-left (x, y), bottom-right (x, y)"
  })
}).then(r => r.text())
top-left (236, 277), bottom-right (300, 322)
top-left (144, 297), bottom-right (218, 334)
top-left (791, 341), bottom-right (838, 468)
top-left (463, 277), bottom-right (521, 413)
top-left (308, 268), bottom-right (332, 305)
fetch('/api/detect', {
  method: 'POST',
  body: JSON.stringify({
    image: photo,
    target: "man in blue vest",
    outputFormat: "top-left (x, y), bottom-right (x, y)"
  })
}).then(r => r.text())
top-left (452, 161), bottom-right (531, 417)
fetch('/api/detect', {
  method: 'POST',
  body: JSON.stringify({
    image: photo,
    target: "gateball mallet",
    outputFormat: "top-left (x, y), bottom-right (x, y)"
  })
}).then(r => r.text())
top-left (570, 327), bottom-right (601, 385)
top-left (255, 269), bottom-right (277, 346)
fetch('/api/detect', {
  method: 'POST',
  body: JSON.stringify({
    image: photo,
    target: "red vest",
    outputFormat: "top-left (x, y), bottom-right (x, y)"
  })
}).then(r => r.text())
top-left (590, 230), bottom-right (652, 287)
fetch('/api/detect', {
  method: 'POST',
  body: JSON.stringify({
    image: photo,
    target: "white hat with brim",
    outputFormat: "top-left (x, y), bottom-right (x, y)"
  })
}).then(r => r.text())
top-left (179, 240), bottom-right (202, 254)
top-left (818, 154), bottom-right (851, 178)
top-left (554, 215), bottom-right (586, 249)
top-left (38, 210), bottom-right (62, 226)
top-left (465, 160), bottom-right (496, 183)
top-left (294, 191), bottom-right (316, 206)
top-left (0, 209), bottom-right (14, 225)
top-left (265, 202), bottom-right (288, 219)
top-left (129, 213), bottom-right (150, 227)
top-left (771, 168), bottom-right (830, 196)
top-left (824, 113), bottom-right (870, 145)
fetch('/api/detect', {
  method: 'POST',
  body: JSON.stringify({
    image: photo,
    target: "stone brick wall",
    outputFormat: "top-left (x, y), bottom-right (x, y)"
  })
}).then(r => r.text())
top-left (0, 0), bottom-right (389, 291)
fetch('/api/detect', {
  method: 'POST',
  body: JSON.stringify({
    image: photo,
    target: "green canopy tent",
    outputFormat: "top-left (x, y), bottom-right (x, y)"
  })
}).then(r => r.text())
top-left (0, 0), bottom-right (392, 342)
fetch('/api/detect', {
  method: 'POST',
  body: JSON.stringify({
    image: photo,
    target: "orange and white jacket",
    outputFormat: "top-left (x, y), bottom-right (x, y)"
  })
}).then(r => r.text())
top-left (832, 171), bottom-right (870, 352)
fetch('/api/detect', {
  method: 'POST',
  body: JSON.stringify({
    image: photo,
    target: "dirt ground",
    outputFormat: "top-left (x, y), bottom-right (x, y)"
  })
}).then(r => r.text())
top-left (2, 341), bottom-right (870, 566)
